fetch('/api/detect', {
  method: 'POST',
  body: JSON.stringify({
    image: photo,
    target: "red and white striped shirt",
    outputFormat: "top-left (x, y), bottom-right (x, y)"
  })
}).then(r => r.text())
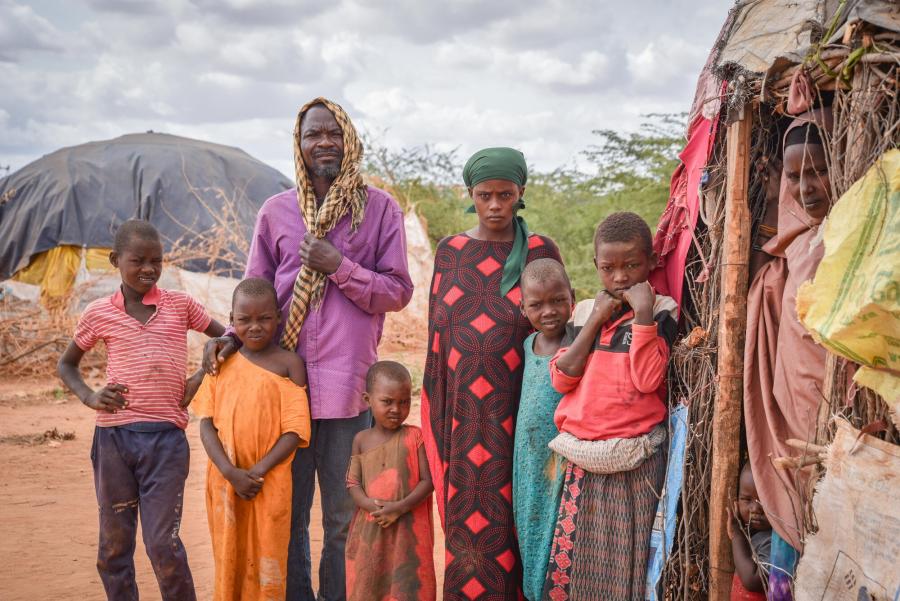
top-left (74, 285), bottom-right (212, 429)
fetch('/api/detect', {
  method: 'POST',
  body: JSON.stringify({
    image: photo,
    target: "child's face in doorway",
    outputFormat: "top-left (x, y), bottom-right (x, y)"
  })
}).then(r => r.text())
top-left (365, 375), bottom-right (412, 431)
top-left (738, 466), bottom-right (770, 532)
top-left (231, 292), bottom-right (280, 352)
top-left (109, 236), bottom-right (163, 296)
top-left (594, 239), bottom-right (655, 301)
top-left (520, 276), bottom-right (573, 340)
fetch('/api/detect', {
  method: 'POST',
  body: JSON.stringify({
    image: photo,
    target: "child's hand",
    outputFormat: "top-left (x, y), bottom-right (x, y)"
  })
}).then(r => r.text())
top-left (203, 336), bottom-right (237, 376)
top-left (84, 384), bottom-right (129, 413)
top-left (622, 282), bottom-right (655, 324)
top-left (180, 373), bottom-right (203, 408)
top-left (590, 290), bottom-right (622, 324)
top-left (726, 501), bottom-right (741, 541)
top-left (362, 497), bottom-right (382, 514)
top-left (228, 468), bottom-right (263, 500)
top-left (372, 500), bottom-right (405, 528)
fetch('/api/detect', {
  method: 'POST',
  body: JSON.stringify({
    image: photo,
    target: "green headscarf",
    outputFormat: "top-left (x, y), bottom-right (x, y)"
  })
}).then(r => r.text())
top-left (462, 147), bottom-right (530, 296)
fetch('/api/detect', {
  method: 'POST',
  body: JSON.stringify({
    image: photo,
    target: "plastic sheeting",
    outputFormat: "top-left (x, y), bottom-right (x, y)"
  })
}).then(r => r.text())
top-left (797, 149), bottom-right (899, 412)
top-left (12, 246), bottom-right (112, 303)
top-left (712, 0), bottom-right (900, 77)
top-left (0, 132), bottom-right (292, 280)
top-left (645, 403), bottom-right (689, 601)
top-left (794, 419), bottom-right (900, 601)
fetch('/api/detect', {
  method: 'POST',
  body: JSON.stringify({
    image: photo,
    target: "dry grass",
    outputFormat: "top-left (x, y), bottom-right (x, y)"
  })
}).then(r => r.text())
top-left (160, 158), bottom-right (255, 278)
top-left (0, 295), bottom-right (106, 379)
top-left (0, 427), bottom-right (76, 446)
top-left (659, 122), bottom-right (729, 600)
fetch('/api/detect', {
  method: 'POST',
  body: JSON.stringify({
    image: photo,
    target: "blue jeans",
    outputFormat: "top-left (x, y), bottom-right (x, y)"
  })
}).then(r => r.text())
top-left (286, 410), bottom-right (371, 601)
top-left (91, 425), bottom-right (195, 601)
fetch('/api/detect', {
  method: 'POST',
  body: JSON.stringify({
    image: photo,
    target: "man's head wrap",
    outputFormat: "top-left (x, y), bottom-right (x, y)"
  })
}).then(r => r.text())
top-left (463, 147), bottom-right (530, 296)
top-left (281, 97), bottom-right (367, 351)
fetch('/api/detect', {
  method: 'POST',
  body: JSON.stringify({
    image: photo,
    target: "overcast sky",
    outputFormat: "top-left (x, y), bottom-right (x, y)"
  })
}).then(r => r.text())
top-left (1, 0), bottom-right (734, 179)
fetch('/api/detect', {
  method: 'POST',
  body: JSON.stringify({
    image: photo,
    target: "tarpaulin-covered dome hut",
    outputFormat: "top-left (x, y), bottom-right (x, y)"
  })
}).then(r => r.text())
top-left (0, 132), bottom-right (292, 306)
top-left (644, 1), bottom-right (899, 599)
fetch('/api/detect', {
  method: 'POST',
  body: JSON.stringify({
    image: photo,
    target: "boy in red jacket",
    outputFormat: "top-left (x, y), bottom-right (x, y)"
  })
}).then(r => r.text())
top-left (544, 211), bottom-right (677, 601)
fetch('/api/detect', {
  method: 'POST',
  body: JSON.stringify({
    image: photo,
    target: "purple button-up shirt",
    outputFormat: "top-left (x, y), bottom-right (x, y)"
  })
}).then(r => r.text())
top-left (245, 186), bottom-right (413, 419)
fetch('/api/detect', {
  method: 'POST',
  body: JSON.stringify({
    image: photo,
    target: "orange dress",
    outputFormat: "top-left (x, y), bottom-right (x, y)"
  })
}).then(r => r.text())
top-left (192, 352), bottom-right (311, 601)
top-left (345, 425), bottom-right (435, 601)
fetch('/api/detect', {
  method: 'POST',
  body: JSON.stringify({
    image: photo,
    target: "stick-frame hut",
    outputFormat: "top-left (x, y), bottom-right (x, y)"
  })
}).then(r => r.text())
top-left (656, 1), bottom-right (900, 599)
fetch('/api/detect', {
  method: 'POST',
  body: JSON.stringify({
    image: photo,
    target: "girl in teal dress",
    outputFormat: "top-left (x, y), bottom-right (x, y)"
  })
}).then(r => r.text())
top-left (512, 258), bottom-right (574, 600)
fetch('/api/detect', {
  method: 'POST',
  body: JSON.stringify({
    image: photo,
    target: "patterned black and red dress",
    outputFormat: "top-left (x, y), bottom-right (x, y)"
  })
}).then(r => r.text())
top-left (421, 232), bottom-right (561, 600)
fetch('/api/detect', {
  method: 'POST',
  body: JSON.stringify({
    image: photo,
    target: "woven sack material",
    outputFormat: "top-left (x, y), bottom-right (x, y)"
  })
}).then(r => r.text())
top-left (548, 423), bottom-right (666, 474)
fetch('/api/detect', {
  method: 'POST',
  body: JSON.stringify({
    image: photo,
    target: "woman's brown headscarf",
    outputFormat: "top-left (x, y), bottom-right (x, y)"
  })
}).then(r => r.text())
top-left (743, 108), bottom-right (832, 551)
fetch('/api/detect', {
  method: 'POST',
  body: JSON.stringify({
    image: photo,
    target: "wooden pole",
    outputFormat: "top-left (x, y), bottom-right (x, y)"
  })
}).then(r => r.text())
top-left (709, 105), bottom-right (752, 601)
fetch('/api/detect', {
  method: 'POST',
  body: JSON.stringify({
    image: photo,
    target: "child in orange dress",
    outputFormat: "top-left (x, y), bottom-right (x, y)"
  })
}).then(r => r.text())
top-left (191, 278), bottom-right (311, 601)
top-left (345, 361), bottom-right (436, 601)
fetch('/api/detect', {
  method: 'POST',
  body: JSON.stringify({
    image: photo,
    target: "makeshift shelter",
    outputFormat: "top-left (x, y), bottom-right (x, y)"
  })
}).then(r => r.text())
top-left (648, 1), bottom-right (900, 599)
top-left (0, 132), bottom-right (293, 305)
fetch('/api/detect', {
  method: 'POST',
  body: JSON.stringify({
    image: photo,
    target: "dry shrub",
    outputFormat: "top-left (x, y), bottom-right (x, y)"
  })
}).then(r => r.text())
top-left (0, 427), bottom-right (76, 446)
top-left (659, 120), bottom-right (729, 600)
top-left (0, 294), bottom-right (106, 379)
top-left (160, 161), bottom-right (255, 277)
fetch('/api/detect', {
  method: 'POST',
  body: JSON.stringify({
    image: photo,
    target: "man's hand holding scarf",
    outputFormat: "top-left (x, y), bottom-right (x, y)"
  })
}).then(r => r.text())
top-left (299, 232), bottom-right (342, 275)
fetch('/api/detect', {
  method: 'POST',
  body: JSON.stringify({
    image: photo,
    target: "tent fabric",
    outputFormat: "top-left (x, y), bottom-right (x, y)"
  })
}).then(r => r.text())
top-left (826, 0), bottom-right (900, 42)
top-left (649, 114), bottom-right (719, 312)
top-left (715, 0), bottom-right (841, 76)
top-left (12, 246), bottom-right (112, 302)
top-left (0, 132), bottom-right (292, 280)
top-left (688, 5), bottom-right (735, 123)
top-left (718, 0), bottom-right (898, 80)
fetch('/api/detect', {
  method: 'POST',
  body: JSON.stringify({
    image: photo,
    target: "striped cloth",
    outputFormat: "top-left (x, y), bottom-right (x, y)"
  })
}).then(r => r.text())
top-left (73, 285), bottom-right (212, 429)
top-left (281, 97), bottom-right (368, 351)
top-left (543, 445), bottom-right (667, 601)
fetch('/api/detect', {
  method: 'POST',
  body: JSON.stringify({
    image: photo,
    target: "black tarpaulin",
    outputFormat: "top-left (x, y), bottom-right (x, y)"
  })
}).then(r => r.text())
top-left (0, 132), bottom-right (292, 279)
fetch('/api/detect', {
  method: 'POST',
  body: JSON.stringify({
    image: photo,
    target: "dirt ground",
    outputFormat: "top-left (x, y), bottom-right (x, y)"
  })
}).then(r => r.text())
top-left (0, 343), bottom-right (443, 600)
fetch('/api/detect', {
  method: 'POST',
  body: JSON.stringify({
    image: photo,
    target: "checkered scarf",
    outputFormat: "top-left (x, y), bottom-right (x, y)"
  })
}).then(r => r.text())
top-left (281, 97), bottom-right (367, 351)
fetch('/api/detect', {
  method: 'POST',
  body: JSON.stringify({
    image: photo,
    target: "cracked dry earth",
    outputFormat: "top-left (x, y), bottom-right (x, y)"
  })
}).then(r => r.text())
top-left (0, 350), bottom-right (443, 601)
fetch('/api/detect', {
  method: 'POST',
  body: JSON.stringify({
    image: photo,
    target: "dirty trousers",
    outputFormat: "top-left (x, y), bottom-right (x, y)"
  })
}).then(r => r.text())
top-left (91, 424), bottom-right (196, 601)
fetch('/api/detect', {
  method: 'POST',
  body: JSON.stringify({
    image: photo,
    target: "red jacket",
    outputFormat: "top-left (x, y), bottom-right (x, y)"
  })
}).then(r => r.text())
top-left (551, 294), bottom-right (678, 441)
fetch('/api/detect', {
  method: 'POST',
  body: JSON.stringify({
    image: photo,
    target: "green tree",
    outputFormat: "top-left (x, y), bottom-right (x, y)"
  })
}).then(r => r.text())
top-left (362, 132), bottom-right (474, 243)
top-left (361, 114), bottom-right (686, 300)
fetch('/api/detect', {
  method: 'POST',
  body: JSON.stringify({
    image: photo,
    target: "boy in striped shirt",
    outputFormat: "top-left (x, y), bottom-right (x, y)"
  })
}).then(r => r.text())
top-left (58, 220), bottom-right (225, 600)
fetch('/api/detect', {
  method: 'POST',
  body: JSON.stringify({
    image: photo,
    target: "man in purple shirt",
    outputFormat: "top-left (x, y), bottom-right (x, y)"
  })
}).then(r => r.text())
top-left (203, 98), bottom-right (412, 601)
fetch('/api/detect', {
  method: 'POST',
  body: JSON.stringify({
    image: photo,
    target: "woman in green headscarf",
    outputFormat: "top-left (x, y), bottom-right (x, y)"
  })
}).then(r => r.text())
top-left (421, 148), bottom-right (562, 599)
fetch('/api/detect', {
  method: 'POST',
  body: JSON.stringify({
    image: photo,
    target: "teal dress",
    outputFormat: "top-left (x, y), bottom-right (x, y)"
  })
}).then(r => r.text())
top-left (512, 332), bottom-right (566, 601)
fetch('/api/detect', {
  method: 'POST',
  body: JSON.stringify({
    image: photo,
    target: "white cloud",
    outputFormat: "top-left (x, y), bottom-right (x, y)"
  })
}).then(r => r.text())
top-left (0, 0), bottom-right (65, 61)
top-left (220, 38), bottom-right (270, 70)
top-left (1, 0), bottom-right (734, 176)
top-left (627, 36), bottom-right (709, 92)
top-left (514, 49), bottom-right (610, 87)
top-left (175, 22), bottom-right (217, 54)
top-left (198, 71), bottom-right (247, 90)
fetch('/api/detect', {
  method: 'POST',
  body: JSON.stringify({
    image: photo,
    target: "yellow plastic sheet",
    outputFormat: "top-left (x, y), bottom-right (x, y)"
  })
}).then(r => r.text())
top-left (797, 149), bottom-right (900, 404)
top-left (12, 246), bottom-right (113, 303)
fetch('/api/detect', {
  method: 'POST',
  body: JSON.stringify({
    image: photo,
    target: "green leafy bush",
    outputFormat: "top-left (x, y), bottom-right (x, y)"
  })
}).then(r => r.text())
top-left (363, 114), bottom-right (685, 300)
